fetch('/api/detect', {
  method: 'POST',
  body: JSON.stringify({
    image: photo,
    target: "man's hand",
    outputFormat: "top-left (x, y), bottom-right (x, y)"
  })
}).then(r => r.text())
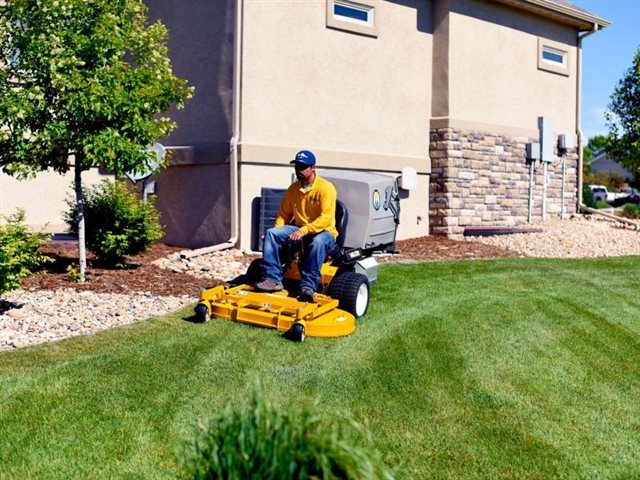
top-left (289, 229), bottom-right (305, 242)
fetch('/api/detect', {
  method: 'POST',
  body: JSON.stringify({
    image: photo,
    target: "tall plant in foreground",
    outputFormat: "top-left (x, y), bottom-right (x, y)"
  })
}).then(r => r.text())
top-left (181, 383), bottom-right (394, 480)
top-left (0, 210), bottom-right (50, 295)
top-left (0, 0), bottom-right (193, 281)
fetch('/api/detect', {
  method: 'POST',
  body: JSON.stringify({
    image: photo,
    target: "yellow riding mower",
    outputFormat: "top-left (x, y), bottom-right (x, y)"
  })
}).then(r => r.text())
top-left (194, 170), bottom-right (401, 341)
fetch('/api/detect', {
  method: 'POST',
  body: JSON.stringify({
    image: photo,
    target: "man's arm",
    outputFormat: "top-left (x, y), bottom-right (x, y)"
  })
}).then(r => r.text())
top-left (274, 191), bottom-right (293, 228)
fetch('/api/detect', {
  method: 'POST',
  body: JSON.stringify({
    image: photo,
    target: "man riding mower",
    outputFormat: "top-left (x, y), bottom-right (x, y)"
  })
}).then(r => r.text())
top-left (195, 151), bottom-right (400, 342)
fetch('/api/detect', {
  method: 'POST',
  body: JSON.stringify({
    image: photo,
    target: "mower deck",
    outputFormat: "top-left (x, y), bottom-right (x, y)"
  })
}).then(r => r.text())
top-left (197, 284), bottom-right (356, 338)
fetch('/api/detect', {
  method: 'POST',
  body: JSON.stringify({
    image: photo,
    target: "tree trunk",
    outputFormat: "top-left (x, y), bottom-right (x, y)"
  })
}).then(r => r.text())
top-left (74, 157), bottom-right (87, 283)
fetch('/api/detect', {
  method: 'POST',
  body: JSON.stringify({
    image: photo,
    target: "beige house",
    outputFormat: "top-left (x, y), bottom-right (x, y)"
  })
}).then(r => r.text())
top-left (1, 0), bottom-right (608, 249)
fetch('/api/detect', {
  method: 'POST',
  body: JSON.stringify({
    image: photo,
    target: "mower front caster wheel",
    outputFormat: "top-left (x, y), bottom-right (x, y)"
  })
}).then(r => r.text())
top-left (194, 303), bottom-right (210, 323)
top-left (288, 323), bottom-right (306, 342)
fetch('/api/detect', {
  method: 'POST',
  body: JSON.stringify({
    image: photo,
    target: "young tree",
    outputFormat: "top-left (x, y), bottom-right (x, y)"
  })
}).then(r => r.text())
top-left (583, 134), bottom-right (609, 164)
top-left (605, 46), bottom-right (640, 179)
top-left (0, 0), bottom-right (193, 281)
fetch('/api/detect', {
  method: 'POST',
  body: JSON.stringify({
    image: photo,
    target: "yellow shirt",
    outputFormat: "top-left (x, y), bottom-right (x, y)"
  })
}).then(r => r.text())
top-left (274, 175), bottom-right (338, 239)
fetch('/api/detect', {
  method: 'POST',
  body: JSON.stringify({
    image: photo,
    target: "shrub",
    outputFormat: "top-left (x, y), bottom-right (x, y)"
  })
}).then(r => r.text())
top-left (0, 210), bottom-right (51, 295)
top-left (582, 184), bottom-right (597, 208)
top-left (595, 200), bottom-right (612, 209)
top-left (64, 180), bottom-right (163, 267)
top-left (180, 383), bottom-right (394, 480)
top-left (621, 203), bottom-right (640, 219)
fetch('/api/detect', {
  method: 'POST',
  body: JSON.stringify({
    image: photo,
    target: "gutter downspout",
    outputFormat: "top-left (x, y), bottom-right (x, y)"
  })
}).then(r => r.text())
top-left (181, 0), bottom-right (243, 259)
top-left (576, 23), bottom-right (598, 208)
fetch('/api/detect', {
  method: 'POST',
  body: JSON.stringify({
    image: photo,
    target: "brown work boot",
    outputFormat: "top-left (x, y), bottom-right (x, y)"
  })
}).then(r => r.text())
top-left (254, 278), bottom-right (284, 292)
top-left (297, 287), bottom-right (315, 303)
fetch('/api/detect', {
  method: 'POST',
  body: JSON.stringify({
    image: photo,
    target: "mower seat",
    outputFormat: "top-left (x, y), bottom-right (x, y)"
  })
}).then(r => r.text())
top-left (326, 200), bottom-right (348, 261)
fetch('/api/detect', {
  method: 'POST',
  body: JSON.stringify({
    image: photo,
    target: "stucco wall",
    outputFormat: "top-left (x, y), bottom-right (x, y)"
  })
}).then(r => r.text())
top-left (240, 0), bottom-right (432, 167)
top-left (237, 0), bottom-right (433, 249)
top-left (434, 0), bottom-right (578, 134)
top-left (148, 0), bottom-right (235, 247)
top-left (429, 0), bottom-right (581, 235)
top-left (147, 0), bottom-right (235, 150)
top-left (0, 169), bottom-right (110, 233)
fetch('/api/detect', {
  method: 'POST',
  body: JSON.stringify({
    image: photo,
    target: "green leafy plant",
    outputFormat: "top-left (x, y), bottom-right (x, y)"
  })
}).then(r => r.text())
top-left (0, 0), bottom-right (193, 281)
top-left (606, 47), bottom-right (640, 180)
top-left (582, 184), bottom-right (597, 208)
top-left (621, 203), bottom-right (640, 219)
top-left (181, 383), bottom-right (394, 480)
top-left (64, 180), bottom-right (163, 267)
top-left (0, 210), bottom-right (51, 294)
top-left (595, 200), bottom-right (612, 209)
top-left (66, 264), bottom-right (82, 283)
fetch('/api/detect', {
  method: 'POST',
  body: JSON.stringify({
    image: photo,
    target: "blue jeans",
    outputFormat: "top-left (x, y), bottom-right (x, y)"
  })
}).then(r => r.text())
top-left (262, 225), bottom-right (336, 291)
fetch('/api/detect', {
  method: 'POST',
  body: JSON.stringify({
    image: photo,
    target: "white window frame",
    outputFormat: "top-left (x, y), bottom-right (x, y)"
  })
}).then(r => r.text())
top-left (326, 0), bottom-right (378, 38)
top-left (537, 38), bottom-right (569, 76)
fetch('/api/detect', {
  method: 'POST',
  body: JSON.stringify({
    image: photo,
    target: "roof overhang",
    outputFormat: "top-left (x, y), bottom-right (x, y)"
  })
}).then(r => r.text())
top-left (490, 0), bottom-right (610, 31)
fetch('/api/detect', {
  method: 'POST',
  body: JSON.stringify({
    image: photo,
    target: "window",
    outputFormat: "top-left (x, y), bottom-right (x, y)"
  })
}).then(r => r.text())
top-left (542, 48), bottom-right (565, 65)
top-left (326, 0), bottom-right (378, 37)
top-left (538, 38), bottom-right (569, 76)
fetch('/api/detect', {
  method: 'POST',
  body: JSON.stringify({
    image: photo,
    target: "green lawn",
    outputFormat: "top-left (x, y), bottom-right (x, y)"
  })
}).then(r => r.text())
top-left (2, 257), bottom-right (640, 479)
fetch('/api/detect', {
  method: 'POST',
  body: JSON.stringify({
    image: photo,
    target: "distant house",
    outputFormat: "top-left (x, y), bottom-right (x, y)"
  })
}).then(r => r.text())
top-left (1, 0), bottom-right (609, 247)
top-left (589, 149), bottom-right (634, 181)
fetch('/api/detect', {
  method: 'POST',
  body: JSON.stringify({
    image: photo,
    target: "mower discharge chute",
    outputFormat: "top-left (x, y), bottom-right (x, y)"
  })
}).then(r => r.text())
top-left (195, 170), bottom-right (400, 341)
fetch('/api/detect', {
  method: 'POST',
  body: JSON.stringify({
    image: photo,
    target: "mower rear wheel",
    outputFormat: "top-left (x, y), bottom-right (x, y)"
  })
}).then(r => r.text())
top-left (289, 323), bottom-right (306, 342)
top-left (326, 272), bottom-right (370, 318)
top-left (194, 303), bottom-right (210, 323)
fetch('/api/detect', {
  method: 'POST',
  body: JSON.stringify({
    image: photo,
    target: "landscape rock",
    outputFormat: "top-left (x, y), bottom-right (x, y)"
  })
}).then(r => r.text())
top-left (1, 214), bottom-right (639, 352)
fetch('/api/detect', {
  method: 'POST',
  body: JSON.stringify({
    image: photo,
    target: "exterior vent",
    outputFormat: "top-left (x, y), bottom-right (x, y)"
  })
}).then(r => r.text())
top-left (257, 187), bottom-right (286, 251)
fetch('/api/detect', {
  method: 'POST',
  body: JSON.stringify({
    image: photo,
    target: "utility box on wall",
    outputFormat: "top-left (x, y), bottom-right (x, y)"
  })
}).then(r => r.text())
top-left (538, 116), bottom-right (555, 163)
top-left (526, 142), bottom-right (540, 161)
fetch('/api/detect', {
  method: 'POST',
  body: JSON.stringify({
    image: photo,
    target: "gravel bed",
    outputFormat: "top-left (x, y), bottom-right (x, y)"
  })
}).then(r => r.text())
top-left (1, 214), bottom-right (638, 352)
top-left (152, 248), bottom-right (254, 282)
top-left (1, 289), bottom-right (192, 351)
top-left (465, 215), bottom-right (640, 258)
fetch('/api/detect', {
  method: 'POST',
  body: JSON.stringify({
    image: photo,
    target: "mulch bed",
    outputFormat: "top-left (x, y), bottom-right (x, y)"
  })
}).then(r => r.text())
top-left (19, 236), bottom-right (518, 297)
top-left (21, 243), bottom-right (214, 297)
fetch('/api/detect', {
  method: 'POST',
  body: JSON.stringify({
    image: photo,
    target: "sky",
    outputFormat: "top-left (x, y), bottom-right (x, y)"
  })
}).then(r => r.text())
top-left (571, 0), bottom-right (640, 140)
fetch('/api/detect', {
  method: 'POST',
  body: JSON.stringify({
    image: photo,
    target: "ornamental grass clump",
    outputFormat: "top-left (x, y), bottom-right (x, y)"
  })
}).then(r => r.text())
top-left (181, 384), bottom-right (394, 480)
top-left (64, 180), bottom-right (163, 268)
top-left (621, 203), bottom-right (640, 219)
top-left (0, 210), bottom-right (51, 295)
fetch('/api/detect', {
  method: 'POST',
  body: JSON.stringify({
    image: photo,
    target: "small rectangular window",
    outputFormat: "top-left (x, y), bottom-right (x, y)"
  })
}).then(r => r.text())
top-left (334, 3), bottom-right (370, 24)
top-left (326, 0), bottom-right (378, 37)
top-left (542, 48), bottom-right (565, 66)
top-left (538, 38), bottom-right (569, 76)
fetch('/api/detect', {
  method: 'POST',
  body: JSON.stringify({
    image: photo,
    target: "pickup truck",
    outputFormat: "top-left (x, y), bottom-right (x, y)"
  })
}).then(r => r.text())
top-left (588, 185), bottom-right (629, 204)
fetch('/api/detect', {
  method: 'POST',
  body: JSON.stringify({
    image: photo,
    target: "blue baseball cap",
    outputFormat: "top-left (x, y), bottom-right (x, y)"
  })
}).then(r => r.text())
top-left (290, 150), bottom-right (316, 166)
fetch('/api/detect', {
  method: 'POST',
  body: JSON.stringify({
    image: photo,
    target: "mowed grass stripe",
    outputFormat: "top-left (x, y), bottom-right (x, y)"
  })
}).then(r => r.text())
top-left (1, 256), bottom-right (639, 479)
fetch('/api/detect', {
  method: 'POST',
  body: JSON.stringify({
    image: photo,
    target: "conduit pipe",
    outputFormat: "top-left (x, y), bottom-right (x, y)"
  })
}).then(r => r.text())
top-left (181, 0), bottom-right (243, 259)
top-left (581, 206), bottom-right (640, 229)
top-left (528, 160), bottom-right (535, 223)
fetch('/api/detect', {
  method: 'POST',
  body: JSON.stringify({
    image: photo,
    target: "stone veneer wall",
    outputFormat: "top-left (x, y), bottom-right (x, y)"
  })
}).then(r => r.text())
top-left (429, 128), bottom-right (578, 237)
